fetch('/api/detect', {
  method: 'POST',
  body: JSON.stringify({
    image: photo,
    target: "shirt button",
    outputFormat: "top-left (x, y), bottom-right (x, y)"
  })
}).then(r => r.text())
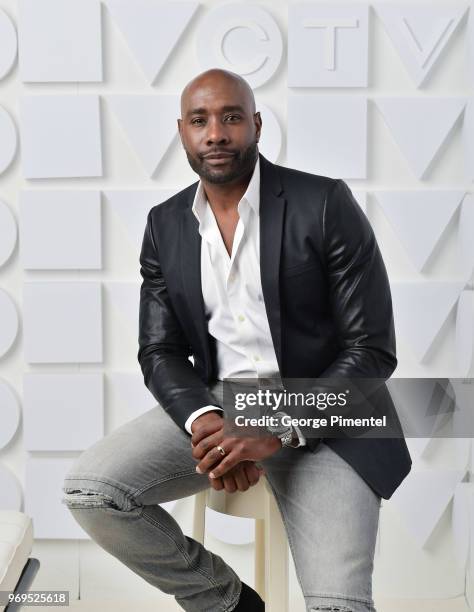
top-left (229, 273), bottom-right (236, 282)
top-left (253, 355), bottom-right (261, 362)
top-left (238, 314), bottom-right (245, 323)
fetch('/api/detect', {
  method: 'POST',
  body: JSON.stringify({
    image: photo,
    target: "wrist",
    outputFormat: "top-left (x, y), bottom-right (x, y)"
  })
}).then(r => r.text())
top-left (191, 410), bottom-right (223, 433)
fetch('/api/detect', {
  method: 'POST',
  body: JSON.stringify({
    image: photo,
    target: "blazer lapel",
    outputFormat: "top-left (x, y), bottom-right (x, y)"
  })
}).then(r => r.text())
top-left (180, 190), bottom-right (211, 376)
top-left (259, 153), bottom-right (286, 373)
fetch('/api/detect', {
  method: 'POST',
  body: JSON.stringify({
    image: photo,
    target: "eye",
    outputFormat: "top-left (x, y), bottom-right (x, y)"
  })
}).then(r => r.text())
top-left (225, 114), bottom-right (241, 121)
top-left (191, 118), bottom-right (205, 125)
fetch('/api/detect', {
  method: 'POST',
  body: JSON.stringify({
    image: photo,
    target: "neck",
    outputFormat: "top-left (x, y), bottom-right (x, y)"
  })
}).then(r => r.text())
top-left (201, 158), bottom-right (257, 212)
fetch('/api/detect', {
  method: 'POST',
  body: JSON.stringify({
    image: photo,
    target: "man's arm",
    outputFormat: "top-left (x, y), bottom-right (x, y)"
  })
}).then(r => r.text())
top-left (319, 179), bottom-right (397, 381)
top-left (137, 209), bottom-right (221, 433)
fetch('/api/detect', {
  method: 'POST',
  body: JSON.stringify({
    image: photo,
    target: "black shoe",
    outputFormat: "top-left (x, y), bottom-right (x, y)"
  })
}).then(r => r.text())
top-left (232, 581), bottom-right (265, 611)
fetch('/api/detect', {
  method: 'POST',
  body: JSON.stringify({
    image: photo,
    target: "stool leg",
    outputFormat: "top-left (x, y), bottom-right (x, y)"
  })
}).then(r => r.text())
top-left (264, 487), bottom-right (289, 612)
top-left (254, 518), bottom-right (265, 598)
top-left (192, 490), bottom-right (207, 545)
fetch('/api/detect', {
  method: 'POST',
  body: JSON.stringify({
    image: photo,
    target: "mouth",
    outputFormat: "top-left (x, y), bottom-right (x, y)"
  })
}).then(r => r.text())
top-left (202, 153), bottom-right (236, 165)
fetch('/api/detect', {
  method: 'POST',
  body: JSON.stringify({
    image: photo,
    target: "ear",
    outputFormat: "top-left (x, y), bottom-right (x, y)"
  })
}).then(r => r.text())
top-left (254, 111), bottom-right (262, 143)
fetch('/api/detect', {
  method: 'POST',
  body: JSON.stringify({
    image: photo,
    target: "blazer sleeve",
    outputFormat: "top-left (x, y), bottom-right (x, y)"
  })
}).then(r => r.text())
top-left (318, 179), bottom-right (397, 382)
top-left (137, 209), bottom-right (222, 433)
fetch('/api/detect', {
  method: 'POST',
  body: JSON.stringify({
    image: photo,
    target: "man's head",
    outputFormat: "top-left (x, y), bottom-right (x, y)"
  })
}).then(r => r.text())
top-left (177, 68), bottom-right (262, 184)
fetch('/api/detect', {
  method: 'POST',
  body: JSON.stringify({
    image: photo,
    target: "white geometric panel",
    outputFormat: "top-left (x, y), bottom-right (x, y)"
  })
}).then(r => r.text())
top-left (18, 0), bottom-right (102, 82)
top-left (105, 282), bottom-right (140, 336)
top-left (23, 282), bottom-right (102, 363)
top-left (107, 95), bottom-right (179, 177)
top-left (26, 458), bottom-right (89, 539)
top-left (352, 191), bottom-right (367, 215)
top-left (375, 97), bottom-right (466, 179)
top-left (0, 8), bottom-right (17, 80)
top-left (257, 103), bottom-right (281, 163)
top-left (458, 194), bottom-right (474, 280)
top-left (196, 3), bottom-right (283, 89)
top-left (288, 3), bottom-right (369, 87)
top-left (452, 482), bottom-right (473, 572)
top-left (373, 3), bottom-right (468, 87)
top-left (0, 289), bottom-right (19, 358)
top-left (0, 464), bottom-right (22, 511)
top-left (19, 95), bottom-right (102, 179)
top-left (23, 373), bottom-right (104, 451)
top-left (108, 373), bottom-right (157, 420)
top-left (19, 190), bottom-right (101, 270)
top-left (390, 281), bottom-right (464, 362)
top-left (0, 199), bottom-right (17, 267)
top-left (105, 1), bottom-right (198, 84)
top-left (389, 469), bottom-right (466, 548)
top-left (205, 508), bottom-right (254, 545)
top-left (456, 291), bottom-right (474, 376)
top-left (0, 379), bottom-right (20, 450)
top-left (104, 190), bottom-right (176, 252)
top-left (288, 95), bottom-right (367, 179)
top-left (374, 191), bottom-right (464, 271)
top-left (0, 105), bottom-right (17, 175)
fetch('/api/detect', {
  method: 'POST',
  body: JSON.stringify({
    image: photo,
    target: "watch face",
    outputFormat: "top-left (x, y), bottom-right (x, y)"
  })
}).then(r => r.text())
top-left (267, 412), bottom-right (291, 436)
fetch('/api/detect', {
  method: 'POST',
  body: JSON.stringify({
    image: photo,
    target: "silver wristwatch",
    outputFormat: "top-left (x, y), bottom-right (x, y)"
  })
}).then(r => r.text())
top-left (266, 411), bottom-right (299, 448)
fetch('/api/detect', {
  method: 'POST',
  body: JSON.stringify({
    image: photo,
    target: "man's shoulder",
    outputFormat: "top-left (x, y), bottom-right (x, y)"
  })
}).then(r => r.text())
top-left (148, 181), bottom-right (199, 222)
top-left (272, 160), bottom-right (338, 195)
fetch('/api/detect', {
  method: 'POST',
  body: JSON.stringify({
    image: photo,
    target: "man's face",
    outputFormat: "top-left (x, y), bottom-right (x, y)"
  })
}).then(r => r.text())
top-left (178, 77), bottom-right (261, 184)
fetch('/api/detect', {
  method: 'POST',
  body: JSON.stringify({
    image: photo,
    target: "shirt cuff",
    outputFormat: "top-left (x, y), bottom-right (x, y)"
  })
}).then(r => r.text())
top-left (292, 424), bottom-right (306, 447)
top-left (184, 406), bottom-right (223, 435)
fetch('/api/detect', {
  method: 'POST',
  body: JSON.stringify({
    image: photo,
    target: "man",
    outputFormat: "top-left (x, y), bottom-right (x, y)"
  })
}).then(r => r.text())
top-left (63, 68), bottom-right (412, 612)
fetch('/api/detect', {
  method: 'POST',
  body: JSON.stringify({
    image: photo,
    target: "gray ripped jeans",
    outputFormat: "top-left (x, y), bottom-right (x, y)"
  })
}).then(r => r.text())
top-left (62, 382), bottom-right (381, 612)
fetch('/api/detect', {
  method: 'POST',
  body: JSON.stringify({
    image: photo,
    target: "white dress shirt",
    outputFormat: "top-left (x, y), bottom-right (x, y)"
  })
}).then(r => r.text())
top-left (183, 156), bottom-right (305, 447)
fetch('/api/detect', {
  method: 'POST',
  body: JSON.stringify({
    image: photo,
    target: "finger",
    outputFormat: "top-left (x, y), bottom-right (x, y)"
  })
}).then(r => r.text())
top-left (191, 421), bottom-right (223, 448)
top-left (223, 475), bottom-right (237, 494)
top-left (208, 448), bottom-right (242, 479)
top-left (191, 430), bottom-right (222, 461)
top-left (196, 440), bottom-right (239, 475)
top-left (233, 466), bottom-right (250, 492)
top-left (210, 476), bottom-right (224, 491)
top-left (243, 463), bottom-right (261, 487)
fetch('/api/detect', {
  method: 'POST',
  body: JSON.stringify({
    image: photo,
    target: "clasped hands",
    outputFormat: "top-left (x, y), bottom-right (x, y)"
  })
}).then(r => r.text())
top-left (190, 411), bottom-right (281, 493)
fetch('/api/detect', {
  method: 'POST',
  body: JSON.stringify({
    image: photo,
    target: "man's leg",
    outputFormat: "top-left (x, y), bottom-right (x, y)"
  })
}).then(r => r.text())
top-left (259, 440), bottom-right (381, 612)
top-left (62, 404), bottom-right (242, 612)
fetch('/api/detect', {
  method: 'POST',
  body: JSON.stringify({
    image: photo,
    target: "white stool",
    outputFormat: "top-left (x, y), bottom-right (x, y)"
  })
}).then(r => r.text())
top-left (193, 477), bottom-right (289, 612)
top-left (0, 511), bottom-right (39, 612)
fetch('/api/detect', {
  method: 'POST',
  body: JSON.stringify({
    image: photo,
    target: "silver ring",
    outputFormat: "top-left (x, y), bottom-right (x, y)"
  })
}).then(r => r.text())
top-left (216, 445), bottom-right (226, 457)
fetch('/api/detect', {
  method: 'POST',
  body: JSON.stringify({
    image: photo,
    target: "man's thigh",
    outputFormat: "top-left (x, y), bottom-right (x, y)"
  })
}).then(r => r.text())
top-left (260, 441), bottom-right (381, 610)
top-left (63, 405), bottom-right (211, 507)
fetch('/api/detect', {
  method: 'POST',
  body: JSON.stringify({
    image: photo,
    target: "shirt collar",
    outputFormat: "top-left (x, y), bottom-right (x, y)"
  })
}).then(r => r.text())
top-left (192, 155), bottom-right (260, 224)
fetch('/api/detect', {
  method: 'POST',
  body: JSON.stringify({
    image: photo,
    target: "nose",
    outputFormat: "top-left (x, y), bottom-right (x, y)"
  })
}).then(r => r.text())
top-left (205, 116), bottom-right (230, 145)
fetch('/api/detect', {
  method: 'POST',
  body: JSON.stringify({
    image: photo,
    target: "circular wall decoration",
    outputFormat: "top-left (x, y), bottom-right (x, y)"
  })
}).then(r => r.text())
top-left (0, 200), bottom-right (17, 267)
top-left (0, 379), bottom-right (20, 449)
top-left (0, 9), bottom-right (17, 80)
top-left (0, 106), bottom-right (17, 175)
top-left (0, 289), bottom-right (18, 358)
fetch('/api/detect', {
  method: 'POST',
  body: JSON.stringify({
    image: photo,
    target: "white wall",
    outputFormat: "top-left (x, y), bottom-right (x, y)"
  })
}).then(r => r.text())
top-left (0, 0), bottom-right (473, 608)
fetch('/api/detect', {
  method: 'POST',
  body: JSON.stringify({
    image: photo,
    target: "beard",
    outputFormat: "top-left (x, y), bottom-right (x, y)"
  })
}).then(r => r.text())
top-left (184, 142), bottom-right (258, 184)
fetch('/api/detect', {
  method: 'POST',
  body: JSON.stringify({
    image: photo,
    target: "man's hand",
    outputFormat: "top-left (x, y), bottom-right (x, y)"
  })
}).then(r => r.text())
top-left (190, 411), bottom-right (273, 490)
top-left (210, 461), bottom-right (265, 493)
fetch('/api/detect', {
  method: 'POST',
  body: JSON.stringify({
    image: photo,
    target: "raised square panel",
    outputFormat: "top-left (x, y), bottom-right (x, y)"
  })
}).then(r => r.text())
top-left (288, 3), bottom-right (369, 87)
top-left (19, 95), bottom-right (102, 179)
top-left (18, 0), bottom-right (102, 82)
top-left (20, 190), bottom-right (101, 270)
top-left (25, 457), bottom-right (89, 539)
top-left (23, 282), bottom-right (102, 363)
top-left (287, 95), bottom-right (367, 179)
top-left (23, 373), bottom-right (104, 451)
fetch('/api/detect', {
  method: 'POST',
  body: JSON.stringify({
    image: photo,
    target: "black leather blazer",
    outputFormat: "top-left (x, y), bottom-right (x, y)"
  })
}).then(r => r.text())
top-left (138, 152), bottom-right (412, 499)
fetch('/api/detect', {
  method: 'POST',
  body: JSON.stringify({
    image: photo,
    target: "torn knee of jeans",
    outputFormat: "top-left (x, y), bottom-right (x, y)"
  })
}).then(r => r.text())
top-left (62, 488), bottom-right (121, 510)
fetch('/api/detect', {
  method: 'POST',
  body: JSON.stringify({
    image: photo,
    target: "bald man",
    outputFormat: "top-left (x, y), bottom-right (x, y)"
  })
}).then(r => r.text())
top-left (63, 69), bottom-right (412, 612)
